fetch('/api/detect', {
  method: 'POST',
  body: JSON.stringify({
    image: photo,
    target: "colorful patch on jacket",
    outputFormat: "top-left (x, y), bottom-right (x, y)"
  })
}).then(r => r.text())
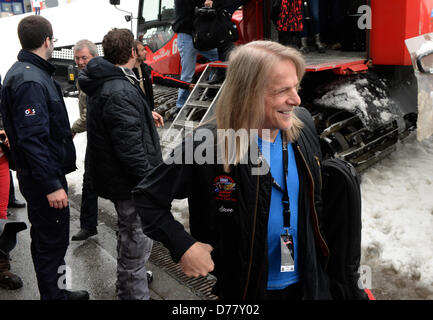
top-left (24, 107), bottom-right (36, 116)
top-left (213, 175), bottom-right (237, 202)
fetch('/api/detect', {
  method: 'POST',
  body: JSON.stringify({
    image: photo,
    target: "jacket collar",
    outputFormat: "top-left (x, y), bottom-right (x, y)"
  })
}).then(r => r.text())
top-left (119, 66), bottom-right (140, 85)
top-left (17, 49), bottom-right (56, 76)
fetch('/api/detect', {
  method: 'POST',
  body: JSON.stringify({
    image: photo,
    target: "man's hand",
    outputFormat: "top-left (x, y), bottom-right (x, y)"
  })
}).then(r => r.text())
top-left (204, 0), bottom-right (213, 7)
top-left (180, 242), bottom-right (214, 277)
top-left (152, 111), bottom-right (164, 128)
top-left (0, 130), bottom-right (9, 149)
top-left (71, 130), bottom-right (76, 139)
top-left (46, 188), bottom-right (68, 209)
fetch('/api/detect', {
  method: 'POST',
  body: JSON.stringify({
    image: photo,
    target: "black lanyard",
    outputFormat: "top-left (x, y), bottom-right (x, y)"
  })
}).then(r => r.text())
top-left (271, 134), bottom-right (291, 229)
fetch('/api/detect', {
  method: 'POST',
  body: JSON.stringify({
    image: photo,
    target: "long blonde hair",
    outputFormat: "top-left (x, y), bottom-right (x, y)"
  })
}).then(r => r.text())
top-left (215, 40), bottom-right (306, 172)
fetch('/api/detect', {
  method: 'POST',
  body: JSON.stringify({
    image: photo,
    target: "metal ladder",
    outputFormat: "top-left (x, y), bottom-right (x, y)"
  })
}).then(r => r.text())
top-left (160, 62), bottom-right (227, 159)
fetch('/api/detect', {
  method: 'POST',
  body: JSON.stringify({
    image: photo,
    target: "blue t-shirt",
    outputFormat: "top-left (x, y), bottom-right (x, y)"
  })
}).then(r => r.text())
top-left (257, 131), bottom-right (300, 290)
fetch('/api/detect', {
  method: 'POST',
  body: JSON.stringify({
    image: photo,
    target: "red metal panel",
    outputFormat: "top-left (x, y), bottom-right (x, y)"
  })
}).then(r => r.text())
top-left (145, 36), bottom-right (181, 75)
top-left (370, 0), bottom-right (433, 66)
top-left (239, 0), bottom-right (264, 43)
top-left (305, 60), bottom-right (369, 75)
top-left (420, 0), bottom-right (433, 34)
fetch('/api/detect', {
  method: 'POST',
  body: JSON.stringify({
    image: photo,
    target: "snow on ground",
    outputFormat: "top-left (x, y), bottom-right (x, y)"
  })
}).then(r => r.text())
top-left (2, 0), bottom-right (433, 298)
top-left (360, 135), bottom-right (433, 287)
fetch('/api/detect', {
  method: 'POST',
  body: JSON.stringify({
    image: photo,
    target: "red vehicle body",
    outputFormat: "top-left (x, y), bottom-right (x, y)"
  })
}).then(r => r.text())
top-left (51, 0), bottom-right (433, 169)
top-left (141, 0), bottom-right (433, 74)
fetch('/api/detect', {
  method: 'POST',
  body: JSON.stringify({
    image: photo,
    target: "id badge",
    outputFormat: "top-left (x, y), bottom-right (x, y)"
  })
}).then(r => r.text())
top-left (280, 233), bottom-right (295, 272)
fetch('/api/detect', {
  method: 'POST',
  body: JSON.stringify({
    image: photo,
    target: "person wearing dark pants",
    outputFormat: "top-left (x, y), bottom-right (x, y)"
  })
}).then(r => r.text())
top-left (78, 28), bottom-right (163, 299)
top-left (1, 76), bottom-right (25, 212)
top-left (69, 39), bottom-right (99, 241)
top-left (300, 0), bottom-right (326, 53)
top-left (0, 78), bottom-right (24, 291)
top-left (0, 16), bottom-right (88, 300)
top-left (73, 148), bottom-right (98, 240)
top-left (18, 174), bottom-right (70, 299)
top-left (132, 41), bottom-right (332, 300)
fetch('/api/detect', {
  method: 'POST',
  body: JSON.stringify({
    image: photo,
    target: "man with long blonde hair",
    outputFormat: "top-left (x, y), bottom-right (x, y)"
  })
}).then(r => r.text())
top-left (133, 40), bottom-right (332, 299)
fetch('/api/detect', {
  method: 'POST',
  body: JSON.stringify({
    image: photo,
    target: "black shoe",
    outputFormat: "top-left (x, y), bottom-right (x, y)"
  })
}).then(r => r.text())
top-left (8, 199), bottom-right (26, 209)
top-left (71, 229), bottom-right (97, 241)
top-left (147, 270), bottom-right (153, 284)
top-left (0, 271), bottom-right (23, 290)
top-left (165, 106), bottom-right (180, 121)
top-left (0, 257), bottom-right (23, 290)
top-left (207, 69), bottom-right (225, 84)
top-left (64, 289), bottom-right (90, 300)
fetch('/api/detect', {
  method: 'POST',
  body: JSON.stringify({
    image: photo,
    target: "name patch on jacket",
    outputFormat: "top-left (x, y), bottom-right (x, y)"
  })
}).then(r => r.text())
top-left (19, 103), bottom-right (45, 127)
top-left (213, 175), bottom-right (237, 202)
top-left (24, 107), bottom-right (36, 116)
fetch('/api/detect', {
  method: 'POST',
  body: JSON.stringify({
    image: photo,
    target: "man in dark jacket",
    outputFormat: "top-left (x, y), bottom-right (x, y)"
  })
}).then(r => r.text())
top-left (0, 16), bottom-right (88, 300)
top-left (133, 40), bottom-right (191, 111)
top-left (78, 28), bottom-right (163, 300)
top-left (133, 41), bottom-right (332, 299)
top-left (70, 39), bottom-right (100, 242)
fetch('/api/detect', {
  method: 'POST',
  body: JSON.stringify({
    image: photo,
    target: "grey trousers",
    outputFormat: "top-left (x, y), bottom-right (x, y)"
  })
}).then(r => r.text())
top-left (114, 199), bottom-right (153, 300)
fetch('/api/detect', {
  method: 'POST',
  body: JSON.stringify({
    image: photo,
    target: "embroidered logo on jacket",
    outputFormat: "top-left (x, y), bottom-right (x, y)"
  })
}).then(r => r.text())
top-left (213, 175), bottom-right (237, 202)
top-left (24, 108), bottom-right (36, 116)
top-left (218, 206), bottom-right (234, 214)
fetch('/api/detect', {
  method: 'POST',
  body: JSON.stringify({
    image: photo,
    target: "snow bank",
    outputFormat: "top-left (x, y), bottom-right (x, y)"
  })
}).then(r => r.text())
top-left (361, 134), bottom-right (433, 285)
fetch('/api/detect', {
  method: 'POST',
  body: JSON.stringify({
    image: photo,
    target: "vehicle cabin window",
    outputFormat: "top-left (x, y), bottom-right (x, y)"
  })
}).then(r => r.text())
top-left (160, 0), bottom-right (175, 21)
top-left (142, 24), bottom-right (174, 52)
top-left (141, 0), bottom-right (174, 23)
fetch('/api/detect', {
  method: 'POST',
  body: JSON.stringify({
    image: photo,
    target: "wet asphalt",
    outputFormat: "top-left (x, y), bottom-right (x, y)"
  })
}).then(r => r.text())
top-left (0, 184), bottom-right (201, 301)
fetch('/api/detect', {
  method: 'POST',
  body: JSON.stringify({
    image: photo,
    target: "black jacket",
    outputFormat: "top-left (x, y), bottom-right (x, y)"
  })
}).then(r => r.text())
top-left (133, 107), bottom-right (331, 299)
top-left (133, 62), bottom-right (190, 111)
top-left (173, 0), bottom-right (247, 34)
top-left (0, 50), bottom-right (76, 193)
top-left (78, 56), bottom-right (162, 200)
top-left (173, 0), bottom-right (205, 34)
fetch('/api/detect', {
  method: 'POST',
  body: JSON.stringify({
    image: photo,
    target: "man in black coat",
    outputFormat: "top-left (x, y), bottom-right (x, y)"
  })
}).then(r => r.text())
top-left (133, 40), bottom-right (191, 111)
top-left (78, 28), bottom-right (163, 300)
top-left (0, 16), bottom-right (88, 300)
top-left (132, 41), bottom-right (332, 300)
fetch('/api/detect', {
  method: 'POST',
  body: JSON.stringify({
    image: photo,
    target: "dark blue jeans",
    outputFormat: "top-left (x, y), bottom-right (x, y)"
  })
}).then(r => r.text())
top-left (301, 0), bottom-right (321, 37)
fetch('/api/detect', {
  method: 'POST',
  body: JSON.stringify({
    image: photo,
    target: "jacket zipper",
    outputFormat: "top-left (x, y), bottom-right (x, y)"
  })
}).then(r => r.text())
top-left (242, 163), bottom-right (261, 300)
top-left (315, 155), bottom-right (322, 188)
top-left (297, 145), bottom-right (330, 268)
